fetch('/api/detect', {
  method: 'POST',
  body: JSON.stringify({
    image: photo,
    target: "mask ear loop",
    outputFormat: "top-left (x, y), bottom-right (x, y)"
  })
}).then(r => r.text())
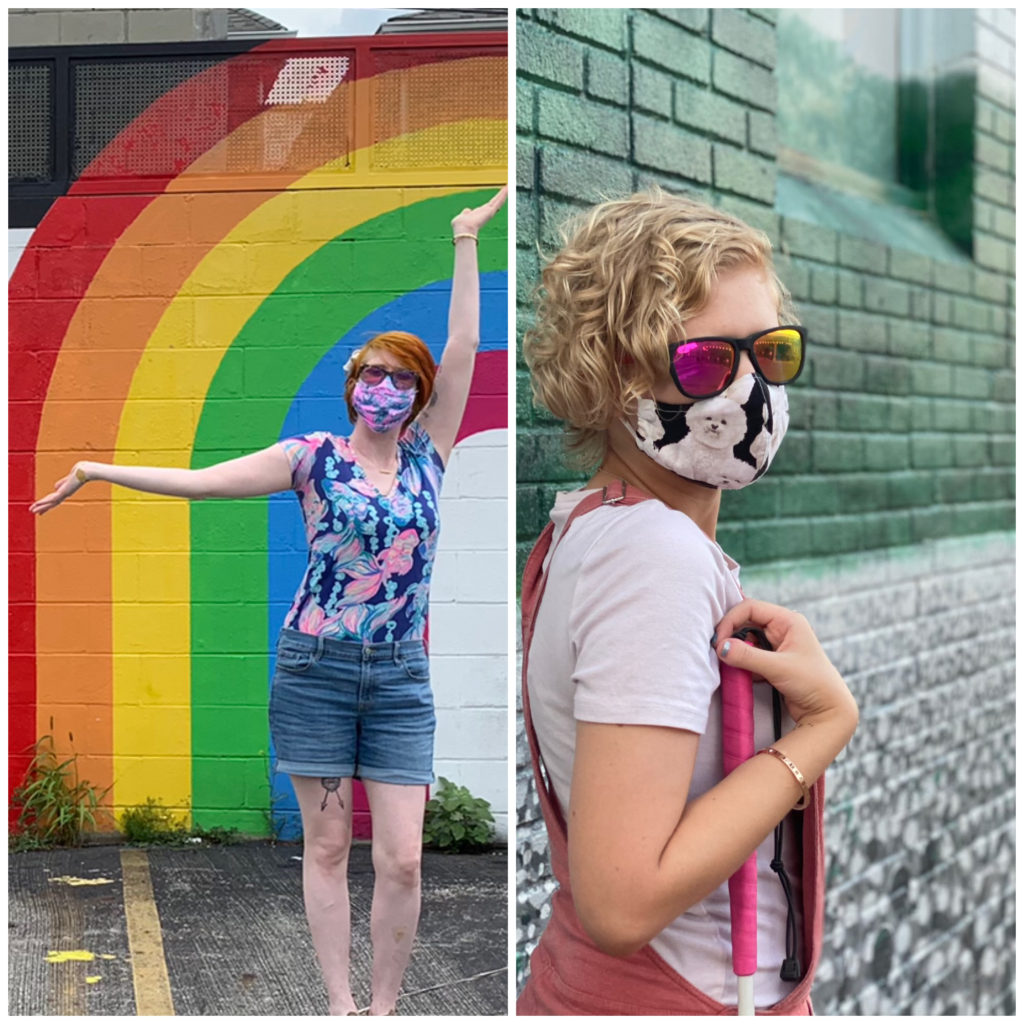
top-left (733, 627), bottom-right (802, 981)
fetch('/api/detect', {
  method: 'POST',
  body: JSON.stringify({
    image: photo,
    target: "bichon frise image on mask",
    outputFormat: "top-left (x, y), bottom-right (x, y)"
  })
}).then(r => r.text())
top-left (685, 397), bottom-right (747, 450)
top-left (632, 374), bottom-right (787, 489)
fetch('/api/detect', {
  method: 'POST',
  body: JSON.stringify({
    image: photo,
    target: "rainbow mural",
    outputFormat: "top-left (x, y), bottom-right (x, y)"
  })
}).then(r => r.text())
top-left (9, 34), bottom-right (508, 836)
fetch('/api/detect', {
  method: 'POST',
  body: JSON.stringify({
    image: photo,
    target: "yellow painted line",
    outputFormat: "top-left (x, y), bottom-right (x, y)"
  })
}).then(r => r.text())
top-left (120, 849), bottom-right (175, 1016)
top-left (49, 876), bottom-right (116, 887)
top-left (45, 949), bottom-right (96, 963)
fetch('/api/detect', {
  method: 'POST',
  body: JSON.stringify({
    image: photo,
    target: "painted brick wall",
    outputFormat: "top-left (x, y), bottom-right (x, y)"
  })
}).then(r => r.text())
top-left (516, 8), bottom-right (1014, 1014)
top-left (11, 36), bottom-right (509, 840)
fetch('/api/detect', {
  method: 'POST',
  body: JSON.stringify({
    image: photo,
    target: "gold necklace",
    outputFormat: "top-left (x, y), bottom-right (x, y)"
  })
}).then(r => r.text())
top-left (350, 445), bottom-right (398, 475)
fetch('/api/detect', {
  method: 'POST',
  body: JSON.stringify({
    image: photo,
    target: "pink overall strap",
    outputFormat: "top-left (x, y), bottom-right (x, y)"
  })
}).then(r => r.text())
top-left (520, 482), bottom-right (652, 837)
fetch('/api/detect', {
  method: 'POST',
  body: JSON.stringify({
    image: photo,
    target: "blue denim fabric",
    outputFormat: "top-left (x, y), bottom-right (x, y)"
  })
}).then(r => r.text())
top-left (269, 627), bottom-right (435, 784)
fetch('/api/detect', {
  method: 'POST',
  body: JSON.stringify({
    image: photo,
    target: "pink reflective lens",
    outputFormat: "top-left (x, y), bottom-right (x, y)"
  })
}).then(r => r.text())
top-left (672, 340), bottom-right (735, 397)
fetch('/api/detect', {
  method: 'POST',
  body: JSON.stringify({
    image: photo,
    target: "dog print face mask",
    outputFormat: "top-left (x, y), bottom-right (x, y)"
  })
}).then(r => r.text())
top-left (630, 373), bottom-right (789, 489)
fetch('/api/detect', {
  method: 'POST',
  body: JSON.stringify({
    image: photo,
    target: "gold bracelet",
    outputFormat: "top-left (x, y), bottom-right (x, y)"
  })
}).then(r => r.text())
top-left (75, 467), bottom-right (88, 483)
top-left (758, 746), bottom-right (810, 810)
top-left (452, 233), bottom-right (478, 245)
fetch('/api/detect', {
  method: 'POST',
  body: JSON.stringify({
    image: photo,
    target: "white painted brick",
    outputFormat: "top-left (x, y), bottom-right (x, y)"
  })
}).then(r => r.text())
top-left (437, 497), bottom-right (506, 550)
top-left (446, 433), bottom-right (508, 498)
top-left (126, 8), bottom-right (202, 43)
top-left (429, 548), bottom-right (457, 602)
top-left (9, 229), bottom-right (35, 281)
top-left (427, 423), bottom-right (508, 847)
top-left (431, 654), bottom-right (508, 708)
top-left (430, 551), bottom-right (507, 605)
top-left (59, 9), bottom-right (126, 44)
top-left (10, 11), bottom-right (60, 46)
top-left (456, 550), bottom-right (507, 603)
top-left (429, 601), bottom-right (506, 656)
top-left (435, 708), bottom-right (506, 761)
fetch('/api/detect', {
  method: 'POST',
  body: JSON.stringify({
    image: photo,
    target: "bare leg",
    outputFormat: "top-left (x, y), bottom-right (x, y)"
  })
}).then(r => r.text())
top-left (363, 781), bottom-right (427, 1015)
top-left (291, 775), bottom-right (357, 1016)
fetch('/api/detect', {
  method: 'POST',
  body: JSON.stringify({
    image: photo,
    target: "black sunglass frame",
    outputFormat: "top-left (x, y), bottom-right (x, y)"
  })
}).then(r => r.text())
top-left (667, 324), bottom-right (807, 400)
top-left (358, 364), bottom-right (420, 390)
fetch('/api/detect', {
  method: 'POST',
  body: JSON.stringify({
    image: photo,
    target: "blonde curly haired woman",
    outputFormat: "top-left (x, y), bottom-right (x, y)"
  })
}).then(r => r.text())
top-left (518, 189), bottom-right (858, 1015)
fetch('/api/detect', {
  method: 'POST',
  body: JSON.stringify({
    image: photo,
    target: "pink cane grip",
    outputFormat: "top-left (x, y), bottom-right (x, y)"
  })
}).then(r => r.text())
top-left (720, 643), bottom-right (758, 979)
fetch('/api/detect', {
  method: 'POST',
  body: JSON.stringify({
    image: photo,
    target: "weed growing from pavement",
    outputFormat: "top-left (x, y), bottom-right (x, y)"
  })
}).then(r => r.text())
top-left (120, 798), bottom-right (241, 846)
top-left (262, 753), bottom-right (289, 844)
top-left (9, 735), bottom-right (111, 850)
top-left (423, 777), bottom-right (495, 852)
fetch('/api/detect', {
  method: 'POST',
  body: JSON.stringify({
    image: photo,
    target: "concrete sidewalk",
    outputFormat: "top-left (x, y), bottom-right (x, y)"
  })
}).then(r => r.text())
top-left (9, 841), bottom-right (508, 1016)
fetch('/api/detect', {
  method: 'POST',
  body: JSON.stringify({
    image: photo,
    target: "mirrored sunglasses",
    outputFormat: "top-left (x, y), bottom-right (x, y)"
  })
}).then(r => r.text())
top-left (668, 325), bottom-right (806, 400)
top-left (358, 364), bottom-right (419, 390)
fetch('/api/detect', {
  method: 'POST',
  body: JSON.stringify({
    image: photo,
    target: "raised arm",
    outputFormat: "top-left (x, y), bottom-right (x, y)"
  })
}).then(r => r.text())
top-left (418, 185), bottom-right (507, 464)
top-left (30, 445), bottom-right (293, 516)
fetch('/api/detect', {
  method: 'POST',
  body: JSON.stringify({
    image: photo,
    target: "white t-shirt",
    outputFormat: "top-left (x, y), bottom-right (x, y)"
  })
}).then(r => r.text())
top-left (528, 489), bottom-right (802, 1007)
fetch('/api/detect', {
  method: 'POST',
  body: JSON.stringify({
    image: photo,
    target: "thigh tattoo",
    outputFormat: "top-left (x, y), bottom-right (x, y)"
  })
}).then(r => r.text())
top-left (319, 777), bottom-right (345, 812)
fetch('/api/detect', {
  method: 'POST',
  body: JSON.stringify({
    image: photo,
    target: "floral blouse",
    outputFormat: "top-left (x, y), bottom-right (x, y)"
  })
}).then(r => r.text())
top-left (279, 423), bottom-right (444, 642)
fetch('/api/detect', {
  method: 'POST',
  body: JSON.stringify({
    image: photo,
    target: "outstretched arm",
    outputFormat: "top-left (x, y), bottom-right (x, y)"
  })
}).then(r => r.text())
top-left (418, 185), bottom-right (507, 465)
top-left (30, 445), bottom-right (293, 515)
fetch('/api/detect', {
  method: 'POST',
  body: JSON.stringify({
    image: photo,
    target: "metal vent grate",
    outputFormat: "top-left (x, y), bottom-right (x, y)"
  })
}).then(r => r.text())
top-left (9, 62), bottom-right (54, 183)
top-left (257, 55), bottom-right (352, 173)
top-left (73, 57), bottom-right (221, 178)
top-left (371, 51), bottom-right (506, 170)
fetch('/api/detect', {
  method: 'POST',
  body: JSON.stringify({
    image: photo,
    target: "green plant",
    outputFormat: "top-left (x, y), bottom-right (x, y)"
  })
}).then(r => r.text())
top-left (120, 797), bottom-right (243, 846)
top-left (423, 777), bottom-right (494, 852)
top-left (261, 752), bottom-right (290, 844)
top-left (190, 823), bottom-right (241, 845)
top-left (119, 798), bottom-right (190, 845)
top-left (10, 735), bottom-right (111, 848)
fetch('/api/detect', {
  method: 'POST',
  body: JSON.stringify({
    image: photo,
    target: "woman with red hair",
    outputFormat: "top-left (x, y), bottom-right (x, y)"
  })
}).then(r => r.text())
top-left (31, 186), bottom-right (507, 1016)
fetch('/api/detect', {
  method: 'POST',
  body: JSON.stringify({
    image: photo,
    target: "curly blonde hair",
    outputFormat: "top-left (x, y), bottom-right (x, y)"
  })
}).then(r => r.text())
top-left (524, 188), bottom-right (796, 467)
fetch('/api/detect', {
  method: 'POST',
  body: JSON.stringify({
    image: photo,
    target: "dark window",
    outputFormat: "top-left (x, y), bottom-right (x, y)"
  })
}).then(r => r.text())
top-left (9, 61), bottom-right (54, 184)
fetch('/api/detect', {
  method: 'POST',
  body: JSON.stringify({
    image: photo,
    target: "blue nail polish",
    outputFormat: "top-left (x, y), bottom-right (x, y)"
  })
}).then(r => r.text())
top-left (722, 640), bottom-right (731, 656)
top-left (711, 632), bottom-right (718, 647)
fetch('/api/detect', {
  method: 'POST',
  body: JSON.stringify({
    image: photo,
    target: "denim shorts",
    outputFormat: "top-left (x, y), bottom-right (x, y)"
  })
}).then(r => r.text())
top-left (269, 628), bottom-right (435, 785)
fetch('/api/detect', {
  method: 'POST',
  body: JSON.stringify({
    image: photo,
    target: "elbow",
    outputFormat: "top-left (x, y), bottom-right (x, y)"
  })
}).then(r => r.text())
top-left (573, 896), bottom-right (656, 959)
top-left (447, 331), bottom-right (480, 351)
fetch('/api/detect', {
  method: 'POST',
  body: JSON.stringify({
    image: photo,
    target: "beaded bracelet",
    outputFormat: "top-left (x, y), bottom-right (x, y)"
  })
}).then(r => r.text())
top-left (758, 746), bottom-right (810, 810)
top-left (452, 233), bottom-right (478, 244)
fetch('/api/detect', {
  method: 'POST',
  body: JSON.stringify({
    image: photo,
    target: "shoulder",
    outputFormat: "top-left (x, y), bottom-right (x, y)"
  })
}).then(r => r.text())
top-left (278, 432), bottom-right (337, 480)
top-left (560, 497), bottom-right (725, 579)
top-left (280, 430), bottom-right (332, 452)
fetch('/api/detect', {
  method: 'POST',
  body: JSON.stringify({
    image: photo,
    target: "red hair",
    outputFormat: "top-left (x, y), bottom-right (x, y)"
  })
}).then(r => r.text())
top-left (344, 331), bottom-right (437, 430)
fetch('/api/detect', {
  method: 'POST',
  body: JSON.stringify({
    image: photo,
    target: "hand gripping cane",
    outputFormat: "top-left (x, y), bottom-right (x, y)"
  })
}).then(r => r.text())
top-left (720, 627), bottom-right (770, 1015)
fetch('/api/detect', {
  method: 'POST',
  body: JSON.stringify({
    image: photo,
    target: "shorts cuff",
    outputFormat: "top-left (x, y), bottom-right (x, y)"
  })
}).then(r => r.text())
top-left (357, 765), bottom-right (435, 785)
top-left (276, 760), bottom-right (355, 778)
